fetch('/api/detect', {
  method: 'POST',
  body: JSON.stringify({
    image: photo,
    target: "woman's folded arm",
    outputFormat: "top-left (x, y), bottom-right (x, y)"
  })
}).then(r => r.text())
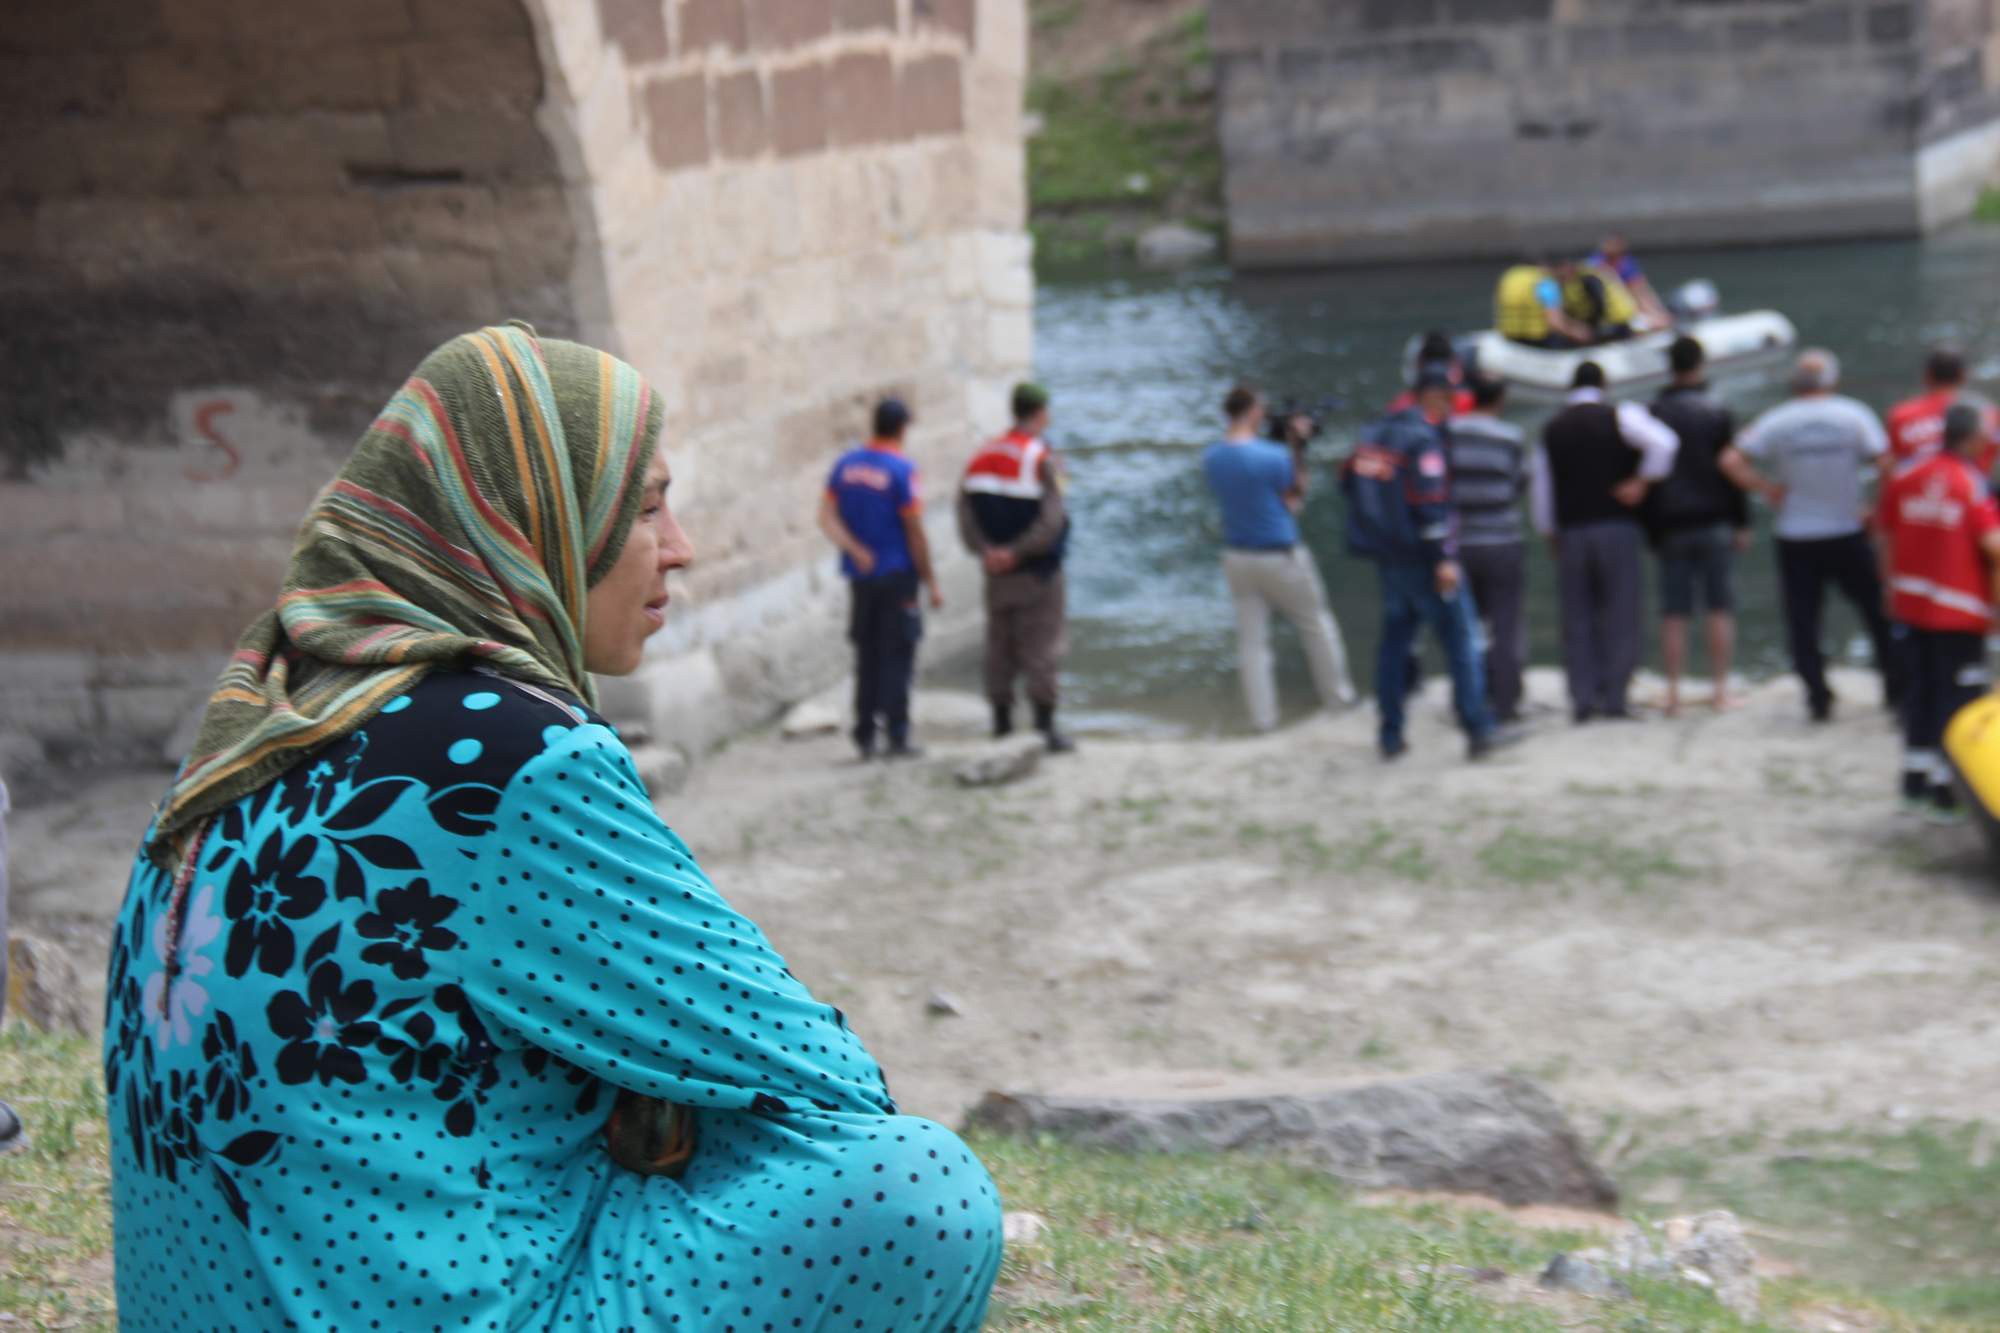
top-left (454, 723), bottom-right (896, 1118)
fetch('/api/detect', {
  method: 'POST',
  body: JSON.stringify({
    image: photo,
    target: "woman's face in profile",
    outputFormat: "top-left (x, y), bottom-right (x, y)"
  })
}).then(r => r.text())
top-left (583, 443), bottom-right (693, 676)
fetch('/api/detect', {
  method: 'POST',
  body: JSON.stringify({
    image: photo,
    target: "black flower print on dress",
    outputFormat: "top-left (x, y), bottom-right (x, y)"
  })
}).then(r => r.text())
top-left (266, 959), bottom-right (379, 1086)
top-left (276, 737), bottom-right (367, 825)
top-left (521, 1046), bottom-right (605, 1117)
top-left (223, 832), bottom-right (326, 978)
top-left (376, 1003), bottom-right (453, 1086)
top-left (433, 984), bottom-right (499, 1137)
top-left (355, 877), bottom-right (460, 980)
top-left (142, 1066), bottom-right (206, 1184)
top-left (200, 1013), bottom-right (259, 1122)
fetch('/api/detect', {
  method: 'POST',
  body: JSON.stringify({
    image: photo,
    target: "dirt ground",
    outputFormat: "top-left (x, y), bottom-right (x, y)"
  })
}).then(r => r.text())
top-left (14, 665), bottom-right (2000, 1153)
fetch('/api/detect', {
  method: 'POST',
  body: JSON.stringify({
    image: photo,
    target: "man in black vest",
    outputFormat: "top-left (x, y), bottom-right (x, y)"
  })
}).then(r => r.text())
top-left (1530, 362), bottom-right (1680, 721)
top-left (957, 383), bottom-right (1075, 753)
top-left (1648, 336), bottom-right (1750, 715)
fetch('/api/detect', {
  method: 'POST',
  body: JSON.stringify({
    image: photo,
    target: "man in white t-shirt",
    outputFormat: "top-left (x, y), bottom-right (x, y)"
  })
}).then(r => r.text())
top-left (1721, 349), bottom-right (1906, 721)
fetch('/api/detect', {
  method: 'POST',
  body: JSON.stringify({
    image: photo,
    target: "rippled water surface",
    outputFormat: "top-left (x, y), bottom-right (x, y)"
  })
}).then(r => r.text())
top-left (938, 233), bottom-right (2000, 735)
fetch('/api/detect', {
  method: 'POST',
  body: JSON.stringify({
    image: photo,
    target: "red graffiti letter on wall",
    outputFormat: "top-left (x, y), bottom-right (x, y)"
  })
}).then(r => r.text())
top-left (186, 399), bottom-right (241, 483)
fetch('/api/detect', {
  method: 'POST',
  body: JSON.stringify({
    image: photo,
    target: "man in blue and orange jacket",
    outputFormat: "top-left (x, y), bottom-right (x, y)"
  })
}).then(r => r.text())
top-left (1343, 371), bottom-right (1515, 761)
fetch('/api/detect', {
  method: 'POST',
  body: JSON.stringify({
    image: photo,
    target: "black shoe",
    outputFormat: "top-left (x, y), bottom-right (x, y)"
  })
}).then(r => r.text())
top-left (1380, 739), bottom-right (1409, 762)
top-left (1033, 704), bottom-right (1075, 755)
top-left (1809, 697), bottom-right (1835, 724)
top-left (1468, 726), bottom-right (1527, 761)
top-left (883, 741), bottom-right (925, 761)
top-left (0, 1100), bottom-right (24, 1156)
top-left (992, 702), bottom-right (1014, 739)
top-left (1573, 708), bottom-right (1595, 725)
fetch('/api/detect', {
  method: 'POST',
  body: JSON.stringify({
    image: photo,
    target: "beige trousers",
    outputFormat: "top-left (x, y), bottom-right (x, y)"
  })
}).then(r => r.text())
top-left (1222, 547), bottom-right (1357, 731)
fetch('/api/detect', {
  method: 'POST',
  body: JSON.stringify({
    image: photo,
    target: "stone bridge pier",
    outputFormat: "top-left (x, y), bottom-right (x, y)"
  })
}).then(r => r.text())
top-left (0, 0), bottom-right (1030, 762)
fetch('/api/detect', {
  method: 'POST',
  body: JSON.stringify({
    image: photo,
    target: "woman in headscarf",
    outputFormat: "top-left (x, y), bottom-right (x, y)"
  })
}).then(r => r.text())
top-left (102, 324), bottom-right (1002, 1331)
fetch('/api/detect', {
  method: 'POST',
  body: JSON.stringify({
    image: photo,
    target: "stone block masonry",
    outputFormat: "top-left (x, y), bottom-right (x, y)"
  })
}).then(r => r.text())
top-left (1212, 0), bottom-right (2000, 266)
top-left (0, 0), bottom-right (1032, 759)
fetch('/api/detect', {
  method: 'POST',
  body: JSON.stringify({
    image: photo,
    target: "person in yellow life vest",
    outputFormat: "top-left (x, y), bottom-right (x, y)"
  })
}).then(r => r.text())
top-left (957, 383), bottom-right (1076, 753)
top-left (1560, 257), bottom-right (1641, 343)
top-left (1495, 260), bottom-right (1597, 349)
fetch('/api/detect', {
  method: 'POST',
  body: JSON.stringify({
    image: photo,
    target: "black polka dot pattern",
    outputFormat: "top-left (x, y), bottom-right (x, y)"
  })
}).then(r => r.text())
top-left (102, 671), bottom-right (1003, 1330)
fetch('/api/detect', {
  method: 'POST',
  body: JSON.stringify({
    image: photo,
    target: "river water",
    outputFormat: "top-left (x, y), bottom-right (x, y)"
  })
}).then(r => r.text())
top-left (934, 231), bottom-right (2000, 736)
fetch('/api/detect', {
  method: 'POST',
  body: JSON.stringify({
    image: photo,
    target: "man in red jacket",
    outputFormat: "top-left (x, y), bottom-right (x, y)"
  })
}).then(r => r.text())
top-left (1885, 347), bottom-right (1999, 472)
top-left (1880, 403), bottom-right (2000, 819)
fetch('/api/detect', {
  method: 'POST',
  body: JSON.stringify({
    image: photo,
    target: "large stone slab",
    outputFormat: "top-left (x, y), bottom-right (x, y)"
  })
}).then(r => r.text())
top-left (965, 1069), bottom-right (1618, 1209)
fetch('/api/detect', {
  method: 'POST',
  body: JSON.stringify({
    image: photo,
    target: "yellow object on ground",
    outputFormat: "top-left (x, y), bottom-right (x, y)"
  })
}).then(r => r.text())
top-left (1944, 691), bottom-right (2000, 857)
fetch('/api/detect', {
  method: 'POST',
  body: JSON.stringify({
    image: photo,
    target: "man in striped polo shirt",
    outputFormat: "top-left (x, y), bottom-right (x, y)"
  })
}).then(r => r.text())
top-left (1447, 374), bottom-right (1531, 724)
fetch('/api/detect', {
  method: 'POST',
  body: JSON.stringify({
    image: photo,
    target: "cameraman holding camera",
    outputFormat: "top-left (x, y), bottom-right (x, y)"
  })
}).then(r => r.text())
top-left (1202, 383), bottom-right (1358, 732)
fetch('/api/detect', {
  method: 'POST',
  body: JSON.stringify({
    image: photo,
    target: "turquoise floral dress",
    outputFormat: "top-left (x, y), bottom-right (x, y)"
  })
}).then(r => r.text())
top-left (104, 670), bottom-right (1001, 1330)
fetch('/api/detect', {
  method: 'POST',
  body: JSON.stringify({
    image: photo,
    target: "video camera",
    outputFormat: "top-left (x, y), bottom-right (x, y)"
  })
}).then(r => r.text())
top-left (1263, 396), bottom-right (1342, 451)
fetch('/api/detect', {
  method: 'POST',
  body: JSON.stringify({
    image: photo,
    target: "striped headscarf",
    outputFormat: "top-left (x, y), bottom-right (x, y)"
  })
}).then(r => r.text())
top-left (147, 323), bottom-right (661, 868)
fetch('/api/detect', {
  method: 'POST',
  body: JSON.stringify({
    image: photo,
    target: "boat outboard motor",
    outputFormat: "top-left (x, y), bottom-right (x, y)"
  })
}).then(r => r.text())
top-left (1669, 279), bottom-right (1721, 323)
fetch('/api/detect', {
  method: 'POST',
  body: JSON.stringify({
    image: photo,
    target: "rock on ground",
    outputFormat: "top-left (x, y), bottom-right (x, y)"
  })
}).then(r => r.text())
top-left (630, 744), bottom-right (691, 800)
top-left (954, 739), bottom-right (1043, 788)
top-left (965, 1069), bottom-right (1618, 1209)
top-left (1001, 1211), bottom-right (1049, 1247)
top-left (1539, 1251), bottom-right (1632, 1299)
top-left (783, 687), bottom-right (996, 742)
top-left (6, 934), bottom-right (92, 1035)
top-left (1547, 1210), bottom-right (1759, 1316)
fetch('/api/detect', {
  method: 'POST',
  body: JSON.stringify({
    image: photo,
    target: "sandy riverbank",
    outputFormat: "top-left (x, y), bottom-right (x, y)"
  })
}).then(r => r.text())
top-left (13, 666), bottom-right (1999, 1149)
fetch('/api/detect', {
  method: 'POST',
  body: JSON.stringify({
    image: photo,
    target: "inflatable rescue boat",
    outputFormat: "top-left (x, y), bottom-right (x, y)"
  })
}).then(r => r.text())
top-left (1428, 281), bottom-right (1799, 400)
top-left (1467, 309), bottom-right (1797, 398)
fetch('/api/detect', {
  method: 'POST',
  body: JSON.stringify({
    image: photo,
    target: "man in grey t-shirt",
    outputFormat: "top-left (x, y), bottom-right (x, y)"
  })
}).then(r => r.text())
top-left (1722, 349), bottom-right (1905, 720)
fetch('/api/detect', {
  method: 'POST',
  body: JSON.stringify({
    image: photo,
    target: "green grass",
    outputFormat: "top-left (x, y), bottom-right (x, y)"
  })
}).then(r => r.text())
top-left (1974, 187), bottom-right (2000, 224)
top-left (1476, 826), bottom-right (1696, 894)
top-left (0, 1027), bottom-right (115, 1331)
top-left (7, 1026), bottom-right (1985, 1331)
top-left (978, 1133), bottom-right (1967, 1330)
top-left (1623, 1123), bottom-right (2000, 1325)
top-left (0, 1024), bottom-right (1984, 1328)
top-left (1026, 4), bottom-right (1223, 265)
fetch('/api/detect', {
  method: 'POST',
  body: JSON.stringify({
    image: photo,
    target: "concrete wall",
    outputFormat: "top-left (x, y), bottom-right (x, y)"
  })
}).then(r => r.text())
top-left (0, 0), bottom-right (1030, 760)
top-left (1213, 0), bottom-right (2000, 267)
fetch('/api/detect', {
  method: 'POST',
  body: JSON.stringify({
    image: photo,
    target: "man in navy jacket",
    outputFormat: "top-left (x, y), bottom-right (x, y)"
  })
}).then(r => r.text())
top-left (1344, 372), bottom-right (1514, 760)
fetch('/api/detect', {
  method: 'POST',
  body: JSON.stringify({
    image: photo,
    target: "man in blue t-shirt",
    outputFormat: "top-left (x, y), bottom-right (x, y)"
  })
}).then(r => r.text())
top-left (818, 398), bottom-right (942, 760)
top-left (1201, 383), bottom-right (1356, 731)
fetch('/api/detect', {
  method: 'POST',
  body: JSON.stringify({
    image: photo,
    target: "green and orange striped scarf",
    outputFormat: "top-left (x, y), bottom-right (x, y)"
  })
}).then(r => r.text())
top-left (147, 323), bottom-right (661, 868)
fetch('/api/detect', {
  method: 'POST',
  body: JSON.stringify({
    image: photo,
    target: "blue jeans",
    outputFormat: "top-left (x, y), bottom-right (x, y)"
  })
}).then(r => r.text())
top-left (1375, 562), bottom-right (1494, 752)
